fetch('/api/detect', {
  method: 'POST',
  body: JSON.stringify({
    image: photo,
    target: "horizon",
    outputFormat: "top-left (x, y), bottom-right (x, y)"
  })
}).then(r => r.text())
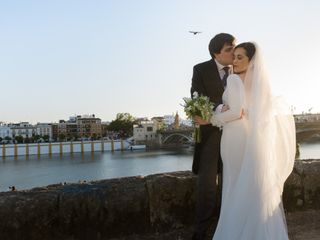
top-left (1, 1), bottom-right (319, 123)
top-left (0, 112), bottom-right (190, 125)
top-left (1, 111), bottom-right (320, 125)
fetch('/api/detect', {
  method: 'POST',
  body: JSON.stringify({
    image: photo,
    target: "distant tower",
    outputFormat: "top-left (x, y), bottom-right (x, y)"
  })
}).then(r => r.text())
top-left (174, 111), bottom-right (180, 129)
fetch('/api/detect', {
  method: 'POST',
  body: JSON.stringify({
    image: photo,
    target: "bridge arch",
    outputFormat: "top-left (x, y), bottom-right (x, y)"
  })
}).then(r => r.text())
top-left (162, 133), bottom-right (193, 144)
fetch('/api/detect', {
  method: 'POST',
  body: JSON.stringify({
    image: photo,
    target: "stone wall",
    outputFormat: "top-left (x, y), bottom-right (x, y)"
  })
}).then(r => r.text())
top-left (0, 160), bottom-right (319, 240)
top-left (283, 160), bottom-right (320, 210)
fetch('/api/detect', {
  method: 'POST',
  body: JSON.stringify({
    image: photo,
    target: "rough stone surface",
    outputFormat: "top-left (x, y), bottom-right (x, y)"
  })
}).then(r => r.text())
top-left (0, 176), bottom-right (149, 240)
top-left (283, 168), bottom-right (304, 211)
top-left (109, 210), bottom-right (320, 240)
top-left (146, 171), bottom-right (196, 232)
top-left (0, 190), bottom-right (60, 239)
top-left (286, 210), bottom-right (320, 240)
top-left (0, 160), bottom-right (319, 240)
top-left (283, 160), bottom-right (320, 211)
top-left (301, 160), bottom-right (320, 209)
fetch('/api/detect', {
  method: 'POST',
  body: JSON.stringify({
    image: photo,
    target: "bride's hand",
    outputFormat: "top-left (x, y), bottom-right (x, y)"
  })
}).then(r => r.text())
top-left (221, 105), bottom-right (229, 112)
top-left (194, 116), bottom-right (210, 125)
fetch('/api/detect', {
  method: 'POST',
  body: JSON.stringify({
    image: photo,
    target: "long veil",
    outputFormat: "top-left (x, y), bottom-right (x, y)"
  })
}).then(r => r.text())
top-left (242, 43), bottom-right (296, 230)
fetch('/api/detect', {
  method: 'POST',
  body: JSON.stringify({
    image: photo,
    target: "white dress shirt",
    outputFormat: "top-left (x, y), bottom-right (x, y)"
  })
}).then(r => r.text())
top-left (214, 59), bottom-right (232, 113)
top-left (214, 59), bottom-right (232, 80)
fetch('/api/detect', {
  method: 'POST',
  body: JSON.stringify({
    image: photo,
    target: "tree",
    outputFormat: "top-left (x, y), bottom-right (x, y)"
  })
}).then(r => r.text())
top-left (107, 113), bottom-right (137, 138)
top-left (92, 133), bottom-right (97, 140)
top-left (33, 135), bottom-right (41, 142)
top-left (43, 135), bottom-right (50, 142)
top-left (73, 134), bottom-right (79, 141)
top-left (58, 133), bottom-right (66, 142)
top-left (14, 135), bottom-right (24, 144)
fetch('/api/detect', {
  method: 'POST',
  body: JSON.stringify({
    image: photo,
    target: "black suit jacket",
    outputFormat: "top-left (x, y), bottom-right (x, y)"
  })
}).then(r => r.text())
top-left (191, 59), bottom-right (224, 174)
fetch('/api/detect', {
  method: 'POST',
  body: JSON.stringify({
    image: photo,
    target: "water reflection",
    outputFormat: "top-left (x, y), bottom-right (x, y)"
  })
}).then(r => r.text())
top-left (298, 142), bottom-right (320, 160)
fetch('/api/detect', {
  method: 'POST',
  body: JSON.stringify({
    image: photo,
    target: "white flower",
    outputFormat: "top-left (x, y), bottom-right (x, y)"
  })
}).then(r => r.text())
top-left (193, 91), bottom-right (199, 98)
top-left (182, 93), bottom-right (215, 143)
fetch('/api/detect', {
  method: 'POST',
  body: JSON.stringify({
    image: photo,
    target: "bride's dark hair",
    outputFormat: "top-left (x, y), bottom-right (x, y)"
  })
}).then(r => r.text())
top-left (235, 42), bottom-right (256, 61)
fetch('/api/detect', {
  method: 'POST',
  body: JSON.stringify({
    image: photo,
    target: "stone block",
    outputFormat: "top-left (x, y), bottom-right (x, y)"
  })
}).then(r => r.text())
top-left (146, 171), bottom-right (196, 232)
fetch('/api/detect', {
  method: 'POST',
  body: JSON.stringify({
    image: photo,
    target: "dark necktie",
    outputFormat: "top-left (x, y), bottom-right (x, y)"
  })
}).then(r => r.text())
top-left (221, 66), bottom-right (230, 88)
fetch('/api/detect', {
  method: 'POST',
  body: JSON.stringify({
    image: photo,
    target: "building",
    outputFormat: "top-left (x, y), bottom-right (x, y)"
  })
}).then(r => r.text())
top-left (174, 112), bottom-right (180, 129)
top-left (57, 120), bottom-right (68, 140)
top-left (133, 120), bottom-right (160, 143)
top-left (77, 114), bottom-right (102, 139)
top-left (66, 122), bottom-right (78, 140)
top-left (9, 122), bottom-right (36, 139)
top-left (151, 117), bottom-right (165, 131)
top-left (36, 123), bottom-right (53, 140)
top-left (180, 119), bottom-right (192, 127)
top-left (163, 114), bottom-right (175, 126)
top-left (0, 123), bottom-right (12, 139)
top-left (57, 119), bottom-right (77, 141)
top-left (65, 117), bottom-right (78, 140)
top-left (162, 112), bottom-right (182, 130)
top-left (53, 114), bottom-right (102, 141)
top-left (51, 123), bottom-right (59, 141)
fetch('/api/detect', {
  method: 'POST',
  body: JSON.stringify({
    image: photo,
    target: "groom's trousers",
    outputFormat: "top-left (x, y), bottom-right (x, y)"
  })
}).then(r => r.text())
top-left (194, 127), bottom-right (222, 239)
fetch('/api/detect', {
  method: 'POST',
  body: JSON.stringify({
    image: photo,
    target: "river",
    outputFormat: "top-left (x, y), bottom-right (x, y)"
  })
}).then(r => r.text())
top-left (0, 143), bottom-right (319, 192)
top-left (0, 149), bottom-right (193, 192)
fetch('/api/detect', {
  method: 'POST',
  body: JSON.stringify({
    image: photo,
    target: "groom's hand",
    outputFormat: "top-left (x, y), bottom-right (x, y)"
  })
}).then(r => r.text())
top-left (194, 116), bottom-right (210, 125)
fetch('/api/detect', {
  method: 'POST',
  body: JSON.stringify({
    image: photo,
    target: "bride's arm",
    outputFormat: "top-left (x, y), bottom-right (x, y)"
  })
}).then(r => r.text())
top-left (210, 76), bottom-right (244, 125)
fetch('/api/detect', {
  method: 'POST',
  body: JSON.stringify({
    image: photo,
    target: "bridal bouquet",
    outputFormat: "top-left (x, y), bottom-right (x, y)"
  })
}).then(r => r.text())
top-left (182, 92), bottom-right (214, 143)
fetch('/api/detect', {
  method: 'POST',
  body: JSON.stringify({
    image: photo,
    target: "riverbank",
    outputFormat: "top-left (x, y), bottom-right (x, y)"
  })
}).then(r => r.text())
top-left (0, 140), bottom-right (130, 158)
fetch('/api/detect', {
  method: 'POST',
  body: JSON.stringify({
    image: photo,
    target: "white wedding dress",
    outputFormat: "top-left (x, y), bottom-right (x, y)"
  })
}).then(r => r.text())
top-left (211, 44), bottom-right (296, 240)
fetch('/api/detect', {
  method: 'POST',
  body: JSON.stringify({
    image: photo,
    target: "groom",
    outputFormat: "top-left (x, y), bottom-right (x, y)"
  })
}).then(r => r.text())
top-left (191, 33), bottom-right (235, 240)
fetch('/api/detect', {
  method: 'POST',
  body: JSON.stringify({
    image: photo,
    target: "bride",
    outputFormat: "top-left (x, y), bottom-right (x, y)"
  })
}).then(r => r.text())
top-left (195, 42), bottom-right (296, 239)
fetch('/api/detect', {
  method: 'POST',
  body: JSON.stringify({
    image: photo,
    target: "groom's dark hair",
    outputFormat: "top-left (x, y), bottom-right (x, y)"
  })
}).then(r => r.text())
top-left (209, 33), bottom-right (235, 58)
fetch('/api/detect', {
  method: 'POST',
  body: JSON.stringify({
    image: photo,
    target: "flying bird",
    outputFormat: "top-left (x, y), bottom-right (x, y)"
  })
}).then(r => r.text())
top-left (189, 31), bottom-right (202, 35)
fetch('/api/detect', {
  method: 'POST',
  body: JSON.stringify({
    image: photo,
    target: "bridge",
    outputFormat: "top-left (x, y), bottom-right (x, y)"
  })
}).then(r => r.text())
top-left (296, 121), bottom-right (320, 142)
top-left (159, 121), bottom-right (320, 146)
top-left (160, 128), bottom-right (193, 146)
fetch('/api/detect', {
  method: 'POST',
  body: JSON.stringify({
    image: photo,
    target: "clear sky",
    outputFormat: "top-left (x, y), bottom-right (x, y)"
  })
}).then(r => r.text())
top-left (1, 0), bottom-right (319, 123)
